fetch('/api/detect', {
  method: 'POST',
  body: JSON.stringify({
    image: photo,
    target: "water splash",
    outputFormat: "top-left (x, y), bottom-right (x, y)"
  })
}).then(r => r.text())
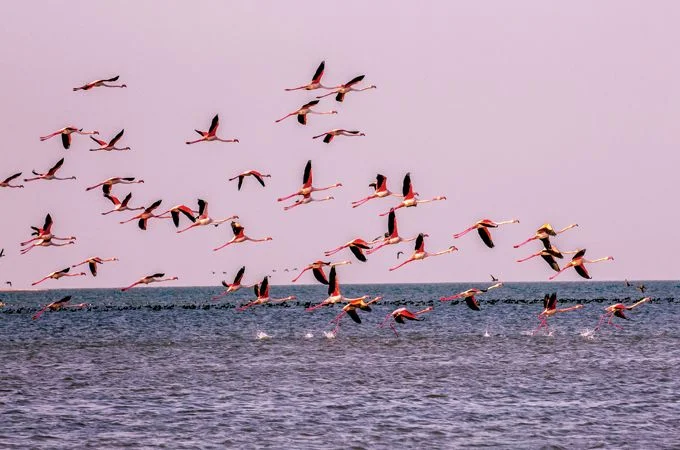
top-left (304, 332), bottom-right (313, 339)
top-left (323, 330), bottom-right (336, 339)
top-left (256, 331), bottom-right (271, 340)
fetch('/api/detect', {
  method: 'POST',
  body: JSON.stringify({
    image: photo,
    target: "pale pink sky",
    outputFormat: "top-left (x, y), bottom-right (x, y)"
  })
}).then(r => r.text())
top-left (1, 1), bottom-right (678, 289)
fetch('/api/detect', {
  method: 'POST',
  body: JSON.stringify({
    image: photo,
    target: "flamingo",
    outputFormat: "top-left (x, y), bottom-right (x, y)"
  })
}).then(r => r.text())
top-left (548, 249), bottom-right (614, 280)
top-left (119, 200), bottom-right (166, 230)
top-left (176, 199), bottom-right (238, 233)
top-left (237, 276), bottom-right (296, 311)
top-left (283, 192), bottom-right (336, 210)
top-left (490, 274), bottom-right (499, 282)
top-left (389, 234), bottom-right (458, 271)
top-left (513, 223), bottom-right (579, 249)
top-left (101, 185), bottom-right (145, 215)
top-left (379, 173), bottom-right (446, 216)
top-left (0, 172), bottom-right (24, 188)
top-left (121, 273), bottom-right (179, 291)
top-left (379, 306), bottom-right (434, 336)
top-left (212, 266), bottom-right (258, 300)
top-left (452, 219), bottom-right (520, 248)
top-left (40, 126), bottom-right (99, 149)
top-left (312, 129), bottom-right (365, 144)
top-left (155, 204), bottom-right (197, 227)
top-left (23, 158), bottom-right (76, 182)
top-left (32, 267), bottom-right (86, 286)
top-left (284, 61), bottom-right (338, 91)
top-left (185, 114), bottom-right (238, 145)
top-left (440, 283), bottom-right (504, 310)
top-left (275, 100), bottom-right (337, 125)
top-left (516, 246), bottom-right (579, 272)
top-left (306, 266), bottom-right (375, 311)
top-left (20, 236), bottom-right (76, 255)
top-left (324, 239), bottom-right (372, 262)
top-left (594, 297), bottom-right (651, 331)
top-left (73, 75), bottom-right (126, 91)
top-left (366, 210), bottom-right (420, 255)
top-left (277, 160), bottom-right (342, 205)
top-left (85, 177), bottom-right (144, 192)
top-left (316, 74), bottom-right (377, 102)
top-left (89, 129), bottom-right (130, 152)
top-left (351, 174), bottom-right (403, 208)
top-left (71, 256), bottom-right (119, 276)
top-left (228, 170), bottom-right (271, 190)
top-left (21, 214), bottom-right (75, 247)
top-left (533, 293), bottom-right (584, 334)
top-left (330, 296), bottom-right (383, 334)
top-left (291, 260), bottom-right (351, 284)
top-left (32, 296), bottom-right (87, 320)
top-left (212, 221), bottom-right (272, 252)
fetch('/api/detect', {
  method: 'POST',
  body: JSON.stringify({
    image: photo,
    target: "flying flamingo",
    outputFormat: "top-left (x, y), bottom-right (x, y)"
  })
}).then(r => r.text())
top-left (228, 170), bottom-right (271, 190)
top-left (119, 200), bottom-right (166, 230)
top-left (185, 114), bottom-right (238, 145)
top-left (516, 246), bottom-right (579, 272)
top-left (291, 260), bottom-right (351, 284)
top-left (20, 236), bottom-right (76, 255)
top-left (237, 276), bottom-right (296, 311)
top-left (275, 100), bottom-right (337, 125)
top-left (389, 234), bottom-right (458, 271)
top-left (155, 204), bottom-right (197, 227)
top-left (594, 297), bottom-right (651, 331)
top-left (351, 174), bottom-right (402, 208)
top-left (533, 293), bottom-right (584, 334)
top-left (277, 160), bottom-right (342, 206)
top-left (71, 256), bottom-right (119, 276)
top-left (101, 186), bottom-right (145, 215)
top-left (0, 172), bottom-right (24, 188)
top-left (211, 266), bottom-right (258, 300)
top-left (32, 296), bottom-right (87, 320)
top-left (379, 306), bottom-right (434, 336)
top-left (315, 75), bottom-right (377, 102)
top-left (85, 177), bottom-right (144, 192)
top-left (121, 273), bottom-right (179, 291)
top-left (176, 200), bottom-right (238, 233)
top-left (452, 219), bottom-right (520, 248)
top-left (21, 214), bottom-right (74, 248)
top-left (73, 75), bottom-right (126, 91)
top-left (212, 221), bottom-right (272, 252)
top-left (324, 239), bottom-right (372, 262)
top-left (306, 266), bottom-right (375, 311)
top-left (379, 173), bottom-right (446, 216)
top-left (284, 61), bottom-right (338, 91)
top-left (548, 249), bottom-right (614, 280)
top-left (513, 223), bottom-right (579, 249)
top-left (89, 129), bottom-right (130, 152)
top-left (366, 210), bottom-right (420, 255)
top-left (283, 192), bottom-right (336, 210)
top-left (32, 267), bottom-right (86, 286)
top-left (330, 296), bottom-right (383, 334)
top-left (23, 158), bottom-right (76, 182)
top-left (40, 126), bottom-right (99, 149)
top-left (440, 282), bottom-right (504, 310)
top-left (312, 129), bottom-right (365, 144)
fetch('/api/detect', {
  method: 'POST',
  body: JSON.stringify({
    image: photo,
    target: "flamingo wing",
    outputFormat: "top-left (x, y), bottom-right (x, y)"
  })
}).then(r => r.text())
top-left (61, 133), bottom-right (71, 149)
top-left (43, 214), bottom-right (53, 232)
top-left (109, 129), bottom-right (125, 146)
top-left (327, 267), bottom-right (337, 296)
top-left (303, 160), bottom-right (312, 185)
top-left (145, 200), bottom-right (162, 213)
top-left (88, 261), bottom-right (97, 277)
top-left (573, 249), bottom-right (587, 260)
top-left (197, 199), bottom-right (207, 217)
top-left (346, 308), bottom-right (362, 324)
top-left (138, 218), bottom-right (147, 230)
top-left (90, 136), bottom-right (108, 146)
top-left (415, 233), bottom-right (425, 252)
top-left (345, 75), bottom-right (365, 86)
top-left (388, 210), bottom-right (396, 236)
top-left (335, 92), bottom-right (346, 102)
top-left (464, 296), bottom-right (481, 311)
top-left (399, 309), bottom-right (420, 321)
top-left (297, 114), bottom-right (307, 125)
top-left (323, 134), bottom-right (333, 143)
top-left (104, 75), bottom-right (120, 82)
top-left (302, 100), bottom-right (319, 109)
top-left (614, 309), bottom-right (629, 320)
top-left (58, 267), bottom-right (71, 275)
top-left (48, 158), bottom-right (65, 175)
top-left (231, 221), bottom-right (244, 236)
top-left (574, 264), bottom-right (591, 279)
top-left (376, 174), bottom-right (386, 190)
top-left (233, 266), bottom-right (246, 285)
top-left (312, 267), bottom-right (329, 285)
top-left (237, 176), bottom-right (244, 191)
top-left (548, 293), bottom-right (557, 310)
top-left (402, 172), bottom-right (412, 197)
top-left (541, 254), bottom-right (561, 272)
top-left (260, 276), bottom-right (269, 298)
top-left (477, 227), bottom-right (495, 248)
top-left (3, 172), bottom-right (22, 183)
top-left (543, 294), bottom-right (550, 310)
top-left (349, 245), bottom-right (367, 262)
top-left (253, 173), bottom-right (266, 187)
top-left (208, 115), bottom-right (219, 135)
top-left (311, 61), bottom-right (325, 84)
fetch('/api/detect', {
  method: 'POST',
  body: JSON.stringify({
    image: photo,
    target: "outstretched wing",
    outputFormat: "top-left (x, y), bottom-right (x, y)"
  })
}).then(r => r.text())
top-left (328, 267), bottom-right (337, 296)
top-left (89, 261), bottom-right (98, 277)
top-left (414, 233), bottom-right (424, 252)
top-left (477, 227), bottom-right (494, 248)
top-left (541, 254), bottom-right (561, 272)
top-left (302, 100), bottom-right (319, 109)
top-left (312, 267), bottom-right (329, 285)
top-left (104, 75), bottom-right (120, 82)
top-left (197, 199), bottom-right (207, 217)
top-left (3, 172), bottom-right (22, 183)
top-left (402, 172), bottom-right (412, 197)
top-left (233, 266), bottom-right (246, 285)
top-left (209, 115), bottom-right (219, 135)
top-left (346, 308), bottom-right (361, 324)
top-left (253, 173), bottom-right (265, 187)
top-left (61, 133), bottom-right (71, 149)
top-left (464, 296), bottom-right (481, 311)
top-left (349, 245), bottom-right (367, 262)
top-left (49, 158), bottom-right (65, 174)
top-left (311, 60), bottom-right (325, 83)
top-left (303, 160), bottom-right (312, 185)
top-left (574, 265), bottom-right (591, 279)
top-left (237, 176), bottom-right (244, 191)
top-left (43, 214), bottom-right (53, 232)
top-left (345, 74), bottom-right (365, 87)
top-left (109, 129), bottom-right (125, 146)
top-left (573, 249), bottom-right (587, 260)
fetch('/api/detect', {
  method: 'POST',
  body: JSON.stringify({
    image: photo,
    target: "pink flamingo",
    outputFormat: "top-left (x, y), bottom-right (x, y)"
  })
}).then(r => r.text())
top-left (73, 75), bottom-right (126, 91)
top-left (156, 204), bottom-right (197, 228)
top-left (324, 239), bottom-right (372, 262)
top-left (516, 246), bottom-right (579, 272)
top-left (452, 219), bottom-right (520, 248)
top-left (237, 276), bottom-right (296, 311)
top-left (89, 129), bottom-right (130, 152)
top-left (594, 297), bottom-right (651, 331)
top-left (379, 173), bottom-right (446, 216)
top-left (228, 170), bottom-right (271, 190)
top-left (122, 273), bottom-right (179, 291)
top-left (330, 296), bottom-right (383, 334)
top-left (291, 260), bottom-right (351, 284)
top-left (20, 236), bottom-right (76, 255)
top-left (284, 61), bottom-right (338, 91)
top-left (513, 223), bottom-right (579, 249)
top-left (40, 126), bottom-right (99, 149)
top-left (275, 100), bottom-right (337, 125)
top-left (212, 221), bottom-right (272, 252)
top-left (379, 306), bottom-right (434, 336)
top-left (549, 249), bottom-right (614, 280)
top-left (119, 199), bottom-right (166, 230)
top-left (71, 256), bottom-right (119, 276)
top-left (316, 74), bottom-right (377, 102)
top-left (0, 172), bottom-right (24, 188)
top-left (351, 174), bottom-right (403, 208)
top-left (32, 267), bottom-right (86, 286)
top-left (185, 114), bottom-right (239, 145)
top-left (86, 177), bottom-right (144, 192)
top-left (212, 266), bottom-right (258, 300)
top-left (277, 160), bottom-right (342, 206)
top-left (101, 185), bottom-right (145, 215)
top-left (176, 199), bottom-right (238, 233)
top-left (533, 292), bottom-right (584, 334)
top-left (306, 266), bottom-right (375, 311)
top-left (23, 158), bottom-right (76, 182)
top-left (366, 209), bottom-right (420, 255)
top-left (21, 214), bottom-right (75, 248)
top-left (389, 233), bottom-right (457, 271)
top-left (440, 283), bottom-right (503, 310)
top-left (312, 129), bottom-right (365, 144)
top-left (32, 295), bottom-right (87, 320)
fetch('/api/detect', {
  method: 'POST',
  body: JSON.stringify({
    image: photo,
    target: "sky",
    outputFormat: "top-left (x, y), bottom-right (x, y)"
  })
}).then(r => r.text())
top-left (1, 1), bottom-right (679, 289)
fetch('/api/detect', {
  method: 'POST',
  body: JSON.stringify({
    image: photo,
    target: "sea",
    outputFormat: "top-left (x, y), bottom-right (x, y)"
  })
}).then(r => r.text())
top-left (1, 281), bottom-right (679, 449)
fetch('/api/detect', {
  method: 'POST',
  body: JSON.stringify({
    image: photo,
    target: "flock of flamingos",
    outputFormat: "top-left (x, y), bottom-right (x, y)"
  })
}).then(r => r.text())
top-left (1, 62), bottom-right (650, 334)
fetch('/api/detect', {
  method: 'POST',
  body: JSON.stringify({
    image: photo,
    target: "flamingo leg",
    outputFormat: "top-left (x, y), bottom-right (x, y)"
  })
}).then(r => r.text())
top-left (366, 241), bottom-right (389, 255)
top-left (177, 223), bottom-right (200, 234)
top-left (291, 267), bottom-right (311, 283)
top-left (31, 277), bottom-right (50, 286)
top-left (212, 239), bottom-right (236, 252)
top-left (185, 138), bottom-right (206, 145)
top-left (275, 112), bottom-right (296, 123)
top-left (284, 201), bottom-right (304, 211)
top-left (513, 236), bottom-right (537, 249)
top-left (389, 257), bottom-right (415, 271)
top-left (516, 253), bottom-right (540, 263)
top-left (315, 90), bottom-right (337, 98)
top-left (390, 323), bottom-right (399, 337)
top-left (121, 282), bottom-right (141, 292)
top-left (277, 192), bottom-right (301, 202)
top-left (453, 226), bottom-right (478, 239)
top-left (379, 204), bottom-right (404, 217)
top-left (32, 306), bottom-right (50, 320)
top-left (351, 195), bottom-right (376, 208)
top-left (548, 265), bottom-right (571, 280)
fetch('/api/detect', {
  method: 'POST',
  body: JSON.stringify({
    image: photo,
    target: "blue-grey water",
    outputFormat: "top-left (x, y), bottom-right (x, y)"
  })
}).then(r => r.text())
top-left (1, 281), bottom-right (679, 448)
